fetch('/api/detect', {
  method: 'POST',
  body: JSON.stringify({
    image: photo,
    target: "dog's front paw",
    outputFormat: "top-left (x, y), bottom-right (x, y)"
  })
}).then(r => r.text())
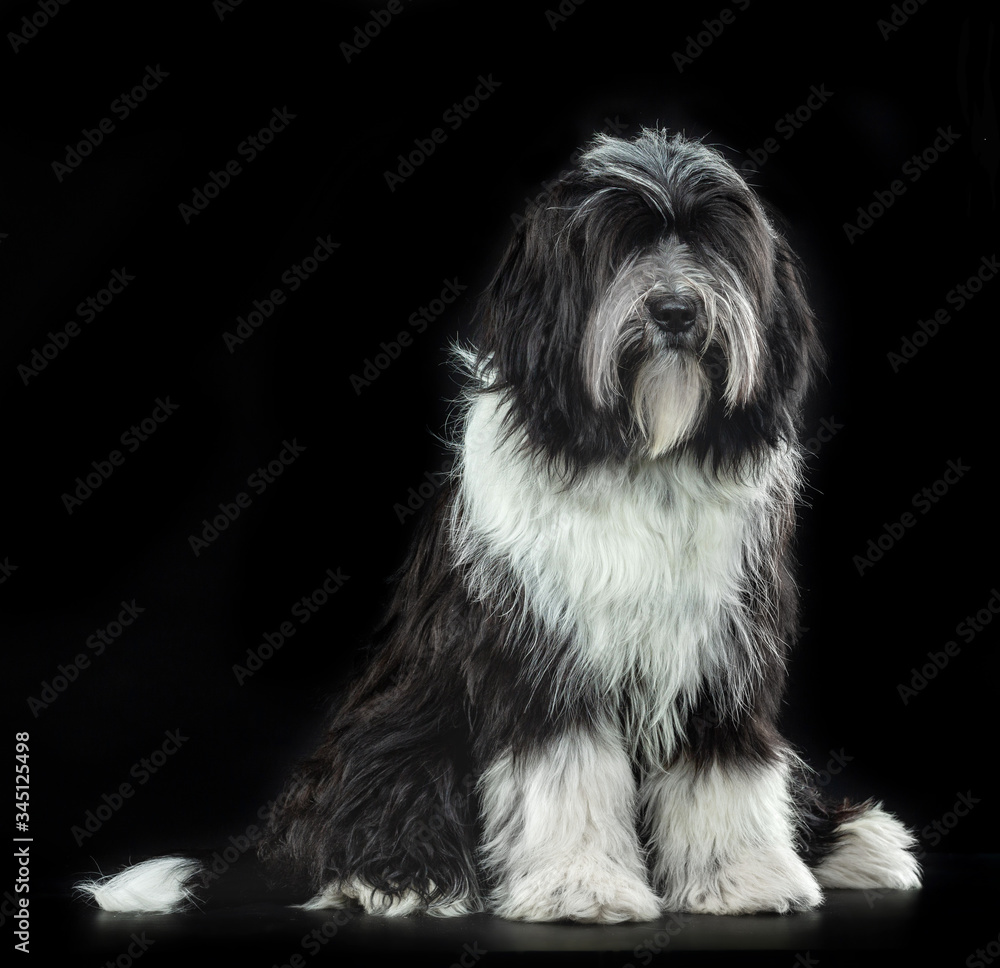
top-left (662, 848), bottom-right (822, 916)
top-left (495, 861), bottom-right (661, 923)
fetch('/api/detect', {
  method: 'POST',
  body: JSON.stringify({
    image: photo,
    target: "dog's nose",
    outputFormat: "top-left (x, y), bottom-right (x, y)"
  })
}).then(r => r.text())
top-left (648, 296), bottom-right (697, 335)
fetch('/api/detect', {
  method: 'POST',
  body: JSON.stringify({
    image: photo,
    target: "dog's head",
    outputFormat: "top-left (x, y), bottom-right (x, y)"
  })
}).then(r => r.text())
top-left (473, 129), bottom-right (821, 474)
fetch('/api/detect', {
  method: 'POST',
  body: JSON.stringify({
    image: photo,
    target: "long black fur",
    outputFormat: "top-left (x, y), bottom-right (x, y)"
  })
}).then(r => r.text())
top-left (259, 131), bottom-right (847, 910)
top-left (80, 129), bottom-right (903, 918)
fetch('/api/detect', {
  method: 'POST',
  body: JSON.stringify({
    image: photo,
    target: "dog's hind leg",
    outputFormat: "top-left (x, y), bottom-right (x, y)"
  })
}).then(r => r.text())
top-left (262, 687), bottom-right (483, 917)
top-left (794, 784), bottom-right (921, 892)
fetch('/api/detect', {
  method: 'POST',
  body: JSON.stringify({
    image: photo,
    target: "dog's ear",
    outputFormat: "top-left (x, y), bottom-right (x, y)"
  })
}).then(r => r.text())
top-left (765, 229), bottom-right (824, 421)
top-left (475, 187), bottom-right (587, 398)
top-left (472, 179), bottom-right (631, 469)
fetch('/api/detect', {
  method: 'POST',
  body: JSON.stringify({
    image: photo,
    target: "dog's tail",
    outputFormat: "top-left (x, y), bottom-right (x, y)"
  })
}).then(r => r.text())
top-left (794, 781), bottom-right (922, 891)
top-left (74, 845), bottom-right (297, 913)
top-left (76, 856), bottom-right (207, 913)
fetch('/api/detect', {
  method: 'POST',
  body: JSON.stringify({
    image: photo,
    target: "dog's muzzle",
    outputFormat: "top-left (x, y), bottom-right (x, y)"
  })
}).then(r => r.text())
top-left (645, 293), bottom-right (702, 350)
top-left (647, 294), bottom-right (697, 335)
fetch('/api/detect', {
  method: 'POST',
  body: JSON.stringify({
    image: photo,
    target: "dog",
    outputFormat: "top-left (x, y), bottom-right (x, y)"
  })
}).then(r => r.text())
top-left (78, 129), bottom-right (920, 922)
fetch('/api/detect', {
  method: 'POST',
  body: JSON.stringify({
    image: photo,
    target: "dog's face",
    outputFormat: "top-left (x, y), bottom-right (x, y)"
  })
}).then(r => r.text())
top-left (474, 129), bottom-right (821, 473)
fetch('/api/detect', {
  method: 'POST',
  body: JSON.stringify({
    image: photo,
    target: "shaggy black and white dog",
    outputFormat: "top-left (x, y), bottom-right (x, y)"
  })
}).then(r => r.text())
top-left (79, 129), bottom-right (920, 921)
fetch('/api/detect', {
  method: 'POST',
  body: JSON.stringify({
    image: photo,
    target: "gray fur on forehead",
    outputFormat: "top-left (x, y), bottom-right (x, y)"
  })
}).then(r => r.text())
top-left (577, 129), bottom-right (754, 216)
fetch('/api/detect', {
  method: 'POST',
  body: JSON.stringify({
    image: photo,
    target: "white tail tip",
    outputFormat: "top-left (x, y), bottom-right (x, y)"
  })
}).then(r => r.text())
top-left (76, 856), bottom-right (205, 913)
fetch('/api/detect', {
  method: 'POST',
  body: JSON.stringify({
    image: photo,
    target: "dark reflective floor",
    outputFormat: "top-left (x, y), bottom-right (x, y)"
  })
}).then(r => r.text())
top-left (45, 854), bottom-right (998, 966)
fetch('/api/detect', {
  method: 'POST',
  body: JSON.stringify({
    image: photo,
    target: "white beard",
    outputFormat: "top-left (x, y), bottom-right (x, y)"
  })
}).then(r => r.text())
top-left (631, 350), bottom-right (711, 457)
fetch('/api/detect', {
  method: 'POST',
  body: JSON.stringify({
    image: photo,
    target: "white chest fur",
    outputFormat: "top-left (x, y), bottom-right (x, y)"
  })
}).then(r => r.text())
top-left (454, 393), bottom-right (794, 762)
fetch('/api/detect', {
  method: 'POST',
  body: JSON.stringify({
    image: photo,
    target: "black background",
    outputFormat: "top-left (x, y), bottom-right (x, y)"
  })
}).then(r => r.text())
top-left (3, 0), bottom-right (997, 963)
